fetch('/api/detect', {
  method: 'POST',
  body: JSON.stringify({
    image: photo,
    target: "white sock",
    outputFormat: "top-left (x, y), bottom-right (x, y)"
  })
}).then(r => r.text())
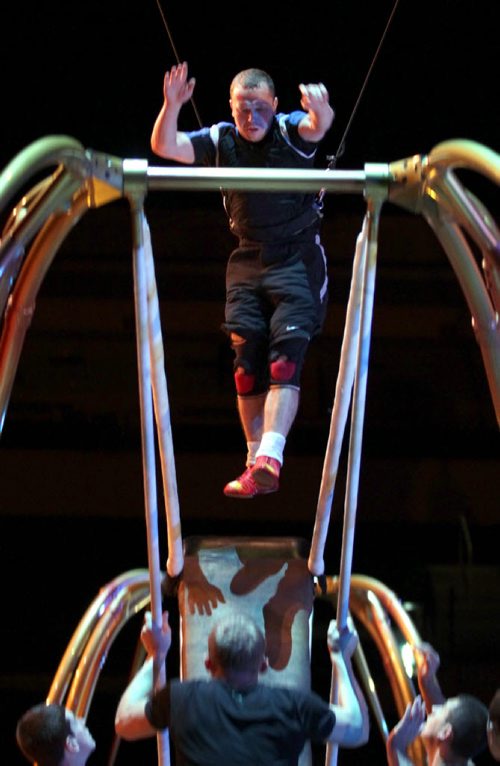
top-left (246, 441), bottom-right (260, 467)
top-left (255, 431), bottom-right (286, 465)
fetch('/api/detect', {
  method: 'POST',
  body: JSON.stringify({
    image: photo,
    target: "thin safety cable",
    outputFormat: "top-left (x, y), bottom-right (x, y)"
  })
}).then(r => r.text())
top-left (154, 0), bottom-right (204, 128)
top-left (329, 0), bottom-right (401, 169)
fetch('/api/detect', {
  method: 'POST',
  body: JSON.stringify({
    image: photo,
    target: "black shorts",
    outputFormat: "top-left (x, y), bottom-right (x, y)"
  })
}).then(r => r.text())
top-left (223, 236), bottom-right (329, 349)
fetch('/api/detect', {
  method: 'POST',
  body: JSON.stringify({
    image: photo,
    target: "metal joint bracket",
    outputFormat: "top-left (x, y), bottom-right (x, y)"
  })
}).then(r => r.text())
top-left (364, 163), bottom-right (390, 208)
top-left (123, 159), bottom-right (149, 208)
top-left (86, 150), bottom-right (125, 208)
top-left (387, 154), bottom-right (429, 213)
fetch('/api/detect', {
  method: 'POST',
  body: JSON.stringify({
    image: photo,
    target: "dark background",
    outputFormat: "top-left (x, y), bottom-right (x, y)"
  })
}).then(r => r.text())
top-left (1, 0), bottom-right (499, 764)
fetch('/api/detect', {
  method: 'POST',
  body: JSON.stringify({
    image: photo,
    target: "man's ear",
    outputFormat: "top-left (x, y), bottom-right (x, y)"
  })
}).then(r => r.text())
top-left (273, 97), bottom-right (278, 113)
top-left (437, 721), bottom-right (453, 744)
top-left (205, 657), bottom-right (213, 673)
top-left (65, 735), bottom-right (79, 754)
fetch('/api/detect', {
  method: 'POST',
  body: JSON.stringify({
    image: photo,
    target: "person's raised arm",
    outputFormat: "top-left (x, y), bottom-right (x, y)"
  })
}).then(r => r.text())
top-left (151, 61), bottom-right (196, 163)
top-left (115, 610), bottom-right (171, 740)
top-left (386, 696), bottom-right (426, 766)
top-left (326, 620), bottom-right (370, 748)
top-left (297, 82), bottom-right (334, 143)
top-left (415, 642), bottom-right (446, 714)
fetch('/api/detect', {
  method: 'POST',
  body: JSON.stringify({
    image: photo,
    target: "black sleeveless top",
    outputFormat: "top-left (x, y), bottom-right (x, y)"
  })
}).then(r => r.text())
top-left (188, 112), bottom-right (322, 243)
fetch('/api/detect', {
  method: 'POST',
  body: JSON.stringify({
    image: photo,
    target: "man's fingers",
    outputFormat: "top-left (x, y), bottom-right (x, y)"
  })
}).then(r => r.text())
top-left (299, 83), bottom-right (330, 102)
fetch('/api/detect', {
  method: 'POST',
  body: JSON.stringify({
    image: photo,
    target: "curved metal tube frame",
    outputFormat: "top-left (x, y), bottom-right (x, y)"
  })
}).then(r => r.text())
top-left (1, 136), bottom-right (498, 766)
top-left (47, 570), bottom-right (151, 710)
top-left (45, 570), bottom-right (426, 766)
top-left (389, 139), bottom-right (500, 424)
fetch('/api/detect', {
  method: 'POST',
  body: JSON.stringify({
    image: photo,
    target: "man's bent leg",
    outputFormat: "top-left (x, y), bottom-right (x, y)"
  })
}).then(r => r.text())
top-left (224, 334), bottom-right (270, 499)
top-left (262, 385), bottom-right (300, 439)
top-left (224, 389), bottom-right (269, 499)
top-left (251, 336), bottom-right (307, 493)
top-left (225, 335), bottom-right (304, 498)
top-left (236, 389), bottom-right (266, 455)
top-left (252, 384), bottom-right (300, 493)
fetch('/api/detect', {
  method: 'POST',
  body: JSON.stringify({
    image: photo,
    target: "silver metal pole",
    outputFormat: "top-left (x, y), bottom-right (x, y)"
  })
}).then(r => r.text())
top-left (130, 196), bottom-right (170, 766)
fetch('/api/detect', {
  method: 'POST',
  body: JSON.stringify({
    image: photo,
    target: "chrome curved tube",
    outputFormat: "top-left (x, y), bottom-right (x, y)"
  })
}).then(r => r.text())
top-left (0, 188), bottom-right (89, 430)
top-left (0, 168), bottom-right (83, 312)
top-left (1, 135), bottom-right (497, 766)
top-left (317, 574), bottom-right (426, 766)
top-left (421, 192), bottom-right (499, 424)
top-left (0, 135), bottom-right (86, 214)
top-left (427, 139), bottom-right (500, 187)
top-left (47, 570), bottom-right (150, 706)
top-left (45, 569), bottom-right (426, 766)
top-left (389, 139), bottom-right (500, 425)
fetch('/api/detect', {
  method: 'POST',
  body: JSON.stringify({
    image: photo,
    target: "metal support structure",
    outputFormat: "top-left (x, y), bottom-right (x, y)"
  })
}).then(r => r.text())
top-left (45, 569), bottom-right (427, 765)
top-left (308, 215), bottom-right (368, 576)
top-left (128, 180), bottom-right (170, 765)
top-left (1, 135), bottom-right (498, 766)
top-left (326, 168), bottom-right (388, 766)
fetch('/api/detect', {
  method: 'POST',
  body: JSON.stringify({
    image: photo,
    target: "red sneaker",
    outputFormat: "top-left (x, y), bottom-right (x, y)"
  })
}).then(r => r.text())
top-left (223, 467), bottom-right (260, 499)
top-left (251, 456), bottom-right (280, 493)
top-left (223, 458), bottom-right (280, 499)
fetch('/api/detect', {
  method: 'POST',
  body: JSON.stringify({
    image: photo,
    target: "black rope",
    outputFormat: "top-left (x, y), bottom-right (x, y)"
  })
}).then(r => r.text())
top-left (327, 0), bottom-right (401, 171)
top-left (154, 0), bottom-right (204, 128)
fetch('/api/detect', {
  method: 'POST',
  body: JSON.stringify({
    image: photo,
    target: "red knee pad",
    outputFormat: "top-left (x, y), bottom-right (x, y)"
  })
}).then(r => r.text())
top-left (234, 370), bottom-right (256, 395)
top-left (270, 358), bottom-right (296, 382)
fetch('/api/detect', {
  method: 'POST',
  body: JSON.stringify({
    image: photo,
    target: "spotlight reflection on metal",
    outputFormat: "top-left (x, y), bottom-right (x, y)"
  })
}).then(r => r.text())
top-left (401, 641), bottom-right (416, 679)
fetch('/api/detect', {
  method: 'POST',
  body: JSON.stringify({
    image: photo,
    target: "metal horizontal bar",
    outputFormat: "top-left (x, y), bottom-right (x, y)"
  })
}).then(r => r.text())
top-left (145, 165), bottom-right (371, 193)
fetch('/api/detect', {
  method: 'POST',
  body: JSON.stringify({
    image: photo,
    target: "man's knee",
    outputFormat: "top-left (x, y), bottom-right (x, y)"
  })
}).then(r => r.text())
top-left (269, 357), bottom-right (297, 383)
top-left (269, 337), bottom-right (309, 388)
top-left (231, 333), bottom-right (268, 396)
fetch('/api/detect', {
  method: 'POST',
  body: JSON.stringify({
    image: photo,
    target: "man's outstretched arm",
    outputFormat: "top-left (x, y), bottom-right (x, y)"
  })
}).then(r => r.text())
top-left (416, 642), bottom-right (446, 713)
top-left (151, 61), bottom-right (196, 163)
top-left (326, 620), bottom-right (370, 748)
top-left (115, 611), bottom-right (171, 740)
top-left (386, 695), bottom-right (426, 766)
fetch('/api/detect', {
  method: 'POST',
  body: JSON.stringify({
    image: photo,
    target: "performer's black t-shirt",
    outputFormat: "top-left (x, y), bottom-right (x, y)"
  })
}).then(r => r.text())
top-left (145, 678), bottom-right (335, 766)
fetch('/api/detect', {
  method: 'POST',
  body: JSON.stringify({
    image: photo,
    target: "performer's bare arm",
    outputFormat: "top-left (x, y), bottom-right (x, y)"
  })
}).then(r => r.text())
top-left (416, 642), bottom-right (446, 713)
top-left (115, 611), bottom-right (171, 740)
top-left (151, 61), bottom-right (196, 163)
top-left (386, 696), bottom-right (426, 766)
top-left (326, 621), bottom-right (370, 747)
